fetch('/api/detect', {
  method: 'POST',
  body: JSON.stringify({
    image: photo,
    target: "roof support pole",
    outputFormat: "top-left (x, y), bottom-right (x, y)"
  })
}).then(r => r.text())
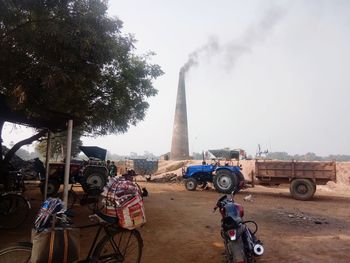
top-left (44, 130), bottom-right (51, 200)
top-left (63, 120), bottom-right (73, 209)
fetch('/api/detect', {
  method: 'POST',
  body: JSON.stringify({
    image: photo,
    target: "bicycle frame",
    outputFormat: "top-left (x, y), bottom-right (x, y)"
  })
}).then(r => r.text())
top-left (75, 221), bottom-right (121, 262)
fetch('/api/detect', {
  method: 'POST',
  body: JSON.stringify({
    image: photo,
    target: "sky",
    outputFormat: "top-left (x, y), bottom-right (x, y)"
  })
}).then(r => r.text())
top-left (3, 0), bottom-right (350, 157)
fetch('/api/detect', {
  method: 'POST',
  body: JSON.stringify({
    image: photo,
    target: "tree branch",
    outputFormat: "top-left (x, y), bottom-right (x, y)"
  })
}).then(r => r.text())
top-left (3, 129), bottom-right (47, 163)
top-left (1, 18), bottom-right (57, 41)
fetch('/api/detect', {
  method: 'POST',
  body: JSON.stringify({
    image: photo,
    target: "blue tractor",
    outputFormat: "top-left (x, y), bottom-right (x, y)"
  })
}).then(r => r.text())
top-left (182, 150), bottom-right (245, 193)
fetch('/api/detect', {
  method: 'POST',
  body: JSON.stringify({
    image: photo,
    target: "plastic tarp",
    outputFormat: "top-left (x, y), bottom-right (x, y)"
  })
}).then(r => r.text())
top-left (132, 159), bottom-right (158, 175)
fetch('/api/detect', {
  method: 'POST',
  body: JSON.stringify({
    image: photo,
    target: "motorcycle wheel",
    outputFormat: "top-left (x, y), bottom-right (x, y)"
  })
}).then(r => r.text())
top-left (226, 238), bottom-right (247, 263)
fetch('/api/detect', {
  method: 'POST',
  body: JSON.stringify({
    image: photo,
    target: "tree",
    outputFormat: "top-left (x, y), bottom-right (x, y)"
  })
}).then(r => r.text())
top-left (36, 130), bottom-right (83, 161)
top-left (0, 0), bottom-right (163, 183)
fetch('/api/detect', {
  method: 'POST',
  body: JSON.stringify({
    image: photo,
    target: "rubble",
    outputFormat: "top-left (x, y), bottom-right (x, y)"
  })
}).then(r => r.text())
top-left (277, 209), bottom-right (330, 225)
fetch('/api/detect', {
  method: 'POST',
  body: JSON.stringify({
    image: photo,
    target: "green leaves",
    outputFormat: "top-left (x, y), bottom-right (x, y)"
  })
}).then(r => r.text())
top-left (0, 0), bottom-right (163, 135)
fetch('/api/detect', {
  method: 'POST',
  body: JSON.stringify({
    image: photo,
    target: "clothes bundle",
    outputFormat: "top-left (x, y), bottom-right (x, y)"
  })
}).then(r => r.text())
top-left (101, 177), bottom-right (146, 229)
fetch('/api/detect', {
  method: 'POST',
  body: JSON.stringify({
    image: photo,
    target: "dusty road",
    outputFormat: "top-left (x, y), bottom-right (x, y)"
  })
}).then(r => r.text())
top-left (1, 182), bottom-right (350, 263)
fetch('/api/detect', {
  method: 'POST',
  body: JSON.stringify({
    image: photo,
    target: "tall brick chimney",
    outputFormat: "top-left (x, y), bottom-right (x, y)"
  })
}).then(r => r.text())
top-left (170, 69), bottom-right (189, 160)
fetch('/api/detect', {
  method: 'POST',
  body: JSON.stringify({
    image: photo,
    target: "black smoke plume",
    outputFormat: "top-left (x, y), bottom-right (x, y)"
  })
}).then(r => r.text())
top-left (181, 5), bottom-right (286, 75)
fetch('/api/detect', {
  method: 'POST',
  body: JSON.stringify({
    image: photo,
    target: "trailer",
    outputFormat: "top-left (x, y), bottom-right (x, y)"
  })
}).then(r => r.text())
top-left (252, 160), bottom-right (336, 200)
top-left (118, 159), bottom-right (158, 181)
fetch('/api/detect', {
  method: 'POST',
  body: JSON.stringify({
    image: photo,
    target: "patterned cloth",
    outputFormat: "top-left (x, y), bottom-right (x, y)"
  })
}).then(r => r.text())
top-left (101, 177), bottom-right (140, 208)
top-left (101, 177), bottom-right (146, 229)
top-left (34, 198), bottom-right (64, 232)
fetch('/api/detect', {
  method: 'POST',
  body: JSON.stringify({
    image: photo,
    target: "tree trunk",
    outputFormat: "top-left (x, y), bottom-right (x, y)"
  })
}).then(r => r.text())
top-left (0, 118), bottom-right (4, 161)
top-left (0, 119), bottom-right (7, 187)
top-left (3, 129), bottom-right (47, 164)
top-left (1, 128), bottom-right (47, 189)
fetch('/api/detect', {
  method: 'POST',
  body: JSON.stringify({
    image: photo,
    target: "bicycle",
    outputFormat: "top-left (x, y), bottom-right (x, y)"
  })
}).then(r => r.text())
top-left (0, 210), bottom-right (143, 263)
top-left (58, 184), bottom-right (105, 212)
top-left (0, 172), bottom-right (31, 229)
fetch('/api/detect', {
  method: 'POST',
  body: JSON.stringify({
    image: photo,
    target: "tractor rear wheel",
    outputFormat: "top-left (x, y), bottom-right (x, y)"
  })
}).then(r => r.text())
top-left (213, 170), bottom-right (238, 194)
top-left (81, 167), bottom-right (107, 193)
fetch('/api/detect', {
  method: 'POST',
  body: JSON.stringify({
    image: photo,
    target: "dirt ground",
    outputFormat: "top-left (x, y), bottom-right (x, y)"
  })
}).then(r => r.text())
top-left (1, 181), bottom-right (350, 263)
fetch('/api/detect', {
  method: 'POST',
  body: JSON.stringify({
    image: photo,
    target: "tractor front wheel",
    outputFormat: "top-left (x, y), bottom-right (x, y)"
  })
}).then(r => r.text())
top-left (185, 178), bottom-right (198, 191)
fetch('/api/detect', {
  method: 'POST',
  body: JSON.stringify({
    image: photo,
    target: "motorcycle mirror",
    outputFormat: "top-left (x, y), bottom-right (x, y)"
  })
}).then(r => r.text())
top-left (231, 187), bottom-right (238, 198)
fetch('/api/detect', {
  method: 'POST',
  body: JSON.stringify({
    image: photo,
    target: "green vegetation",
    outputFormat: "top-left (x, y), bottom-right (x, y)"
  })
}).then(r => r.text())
top-left (0, 0), bottom-right (163, 183)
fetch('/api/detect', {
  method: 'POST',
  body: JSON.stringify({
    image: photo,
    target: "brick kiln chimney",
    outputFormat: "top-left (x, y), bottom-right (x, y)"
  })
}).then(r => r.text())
top-left (170, 69), bottom-right (189, 160)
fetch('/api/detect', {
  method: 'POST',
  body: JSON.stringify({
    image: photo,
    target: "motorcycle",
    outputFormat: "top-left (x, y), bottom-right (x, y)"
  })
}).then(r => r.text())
top-left (214, 191), bottom-right (264, 263)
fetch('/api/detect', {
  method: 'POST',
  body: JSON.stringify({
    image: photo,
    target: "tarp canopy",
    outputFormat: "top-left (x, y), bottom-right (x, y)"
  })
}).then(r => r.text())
top-left (79, 146), bottom-right (107, 161)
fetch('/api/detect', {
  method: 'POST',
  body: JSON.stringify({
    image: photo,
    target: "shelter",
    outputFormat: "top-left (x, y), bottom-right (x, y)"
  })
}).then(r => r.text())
top-left (0, 94), bottom-right (81, 207)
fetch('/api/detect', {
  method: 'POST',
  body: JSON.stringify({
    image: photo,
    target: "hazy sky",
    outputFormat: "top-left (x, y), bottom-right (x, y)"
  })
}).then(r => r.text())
top-left (3, 0), bottom-right (350, 156)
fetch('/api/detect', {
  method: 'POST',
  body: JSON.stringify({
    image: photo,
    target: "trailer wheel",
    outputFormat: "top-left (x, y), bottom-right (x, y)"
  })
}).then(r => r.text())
top-left (185, 178), bottom-right (198, 191)
top-left (290, 179), bottom-right (316, 201)
top-left (213, 170), bottom-right (238, 194)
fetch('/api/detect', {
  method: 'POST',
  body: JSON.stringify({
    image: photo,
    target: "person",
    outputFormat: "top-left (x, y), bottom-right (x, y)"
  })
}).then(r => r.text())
top-left (109, 161), bottom-right (117, 177)
top-left (122, 169), bottom-right (136, 181)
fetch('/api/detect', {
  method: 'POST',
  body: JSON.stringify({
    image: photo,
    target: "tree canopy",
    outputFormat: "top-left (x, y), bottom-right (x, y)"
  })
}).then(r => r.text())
top-left (36, 130), bottom-right (83, 161)
top-left (0, 0), bottom-right (163, 185)
top-left (0, 0), bottom-right (163, 135)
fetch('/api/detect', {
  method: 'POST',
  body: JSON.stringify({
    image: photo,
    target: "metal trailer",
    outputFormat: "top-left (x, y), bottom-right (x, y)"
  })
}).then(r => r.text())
top-left (252, 160), bottom-right (336, 200)
top-left (118, 159), bottom-right (158, 181)
top-left (132, 159), bottom-right (158, 178)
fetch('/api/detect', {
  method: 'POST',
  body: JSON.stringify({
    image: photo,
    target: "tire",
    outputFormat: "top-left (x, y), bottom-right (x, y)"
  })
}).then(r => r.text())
top-left (213, 170), bottom-right (238, 194)
top-left (0, 242), bottom-right (32, 263)
top-left (40, 180), bottom-right (60, 196)
top-left (93, 228), bottom-right (143, 263)
top-left (84, 188), bottom-right (105, 212)
top-left (81, 167), bottom-right (107, 193)
top-left (226, 239), bottom-right (247, 263)
top-left (185, 178), bottom-right (198, 191)
top-left (0, 194), bottom-right (30, 229)
top-left (290, 179), bottom-right (316, 201)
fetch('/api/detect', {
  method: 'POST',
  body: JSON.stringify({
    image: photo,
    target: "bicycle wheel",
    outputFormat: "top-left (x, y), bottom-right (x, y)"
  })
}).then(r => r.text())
top-left (0, 194), bottom-right (30, 229)
top-left (0, 242), bottom-right (32, 263)
top-left (93, 228), bottom-right (143, 263)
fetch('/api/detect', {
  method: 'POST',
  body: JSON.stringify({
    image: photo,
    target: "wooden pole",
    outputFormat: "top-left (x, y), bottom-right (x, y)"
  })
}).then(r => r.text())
top-left (63, 120), bottom-right (73, 209)
top-left (44, 131), bottom-right (51, 200)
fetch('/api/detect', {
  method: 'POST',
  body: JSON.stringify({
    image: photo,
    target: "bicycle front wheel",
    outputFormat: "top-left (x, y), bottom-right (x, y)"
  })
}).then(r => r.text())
top-left (0, 242), bottom-right (32, 263)
top-left (93, 228), bottom-right (143, 263)
top-left (0, 194), bottom-right (30, 229)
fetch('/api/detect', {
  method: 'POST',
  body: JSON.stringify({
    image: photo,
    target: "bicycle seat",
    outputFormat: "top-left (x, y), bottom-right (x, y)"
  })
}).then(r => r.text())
top-left (94, 211), bottom-right (119, 224)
